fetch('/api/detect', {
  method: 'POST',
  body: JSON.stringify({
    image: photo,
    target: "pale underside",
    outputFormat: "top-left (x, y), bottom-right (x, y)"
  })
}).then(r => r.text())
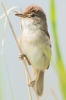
top-left (18, 18), bottom-right (51, 71)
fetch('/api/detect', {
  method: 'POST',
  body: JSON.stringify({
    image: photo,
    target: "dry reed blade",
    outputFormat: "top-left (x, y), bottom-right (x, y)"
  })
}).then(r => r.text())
top-left (1, 2), bottom-right (39, 100)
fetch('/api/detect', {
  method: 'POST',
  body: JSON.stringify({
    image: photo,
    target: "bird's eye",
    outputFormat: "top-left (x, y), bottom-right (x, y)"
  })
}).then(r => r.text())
top-left (31, 14), bottom-right (35, 17)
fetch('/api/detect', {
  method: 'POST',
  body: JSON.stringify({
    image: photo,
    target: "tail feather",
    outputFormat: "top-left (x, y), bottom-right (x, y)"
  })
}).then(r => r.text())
top-left (32, 67), bottom-right (44, 96)
top-left (37, 71), bottom-right (44, 96)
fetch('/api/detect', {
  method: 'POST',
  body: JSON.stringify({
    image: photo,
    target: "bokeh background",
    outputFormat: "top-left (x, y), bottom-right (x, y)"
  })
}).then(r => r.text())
top-left (0, 0), bottom-right (66, 100)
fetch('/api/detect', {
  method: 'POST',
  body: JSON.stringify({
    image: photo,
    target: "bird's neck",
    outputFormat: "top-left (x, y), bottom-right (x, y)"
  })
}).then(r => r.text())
top-left (22, 18), bottom-right (48, 35)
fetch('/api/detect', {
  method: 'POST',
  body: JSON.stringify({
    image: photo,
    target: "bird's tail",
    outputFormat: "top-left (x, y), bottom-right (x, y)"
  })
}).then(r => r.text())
top-left (32, 67), bottom-right (44, 96)
top-left (37, 71), bottom-right (44, 96)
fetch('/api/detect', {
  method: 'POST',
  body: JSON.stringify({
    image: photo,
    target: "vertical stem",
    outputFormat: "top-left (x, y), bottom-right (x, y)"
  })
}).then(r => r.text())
top-left (4, 55), bottom-right (14, 100)
top-left (1, 3), bottom-right (39, 100)
top-left (1, 3), bottom-right (32, 100)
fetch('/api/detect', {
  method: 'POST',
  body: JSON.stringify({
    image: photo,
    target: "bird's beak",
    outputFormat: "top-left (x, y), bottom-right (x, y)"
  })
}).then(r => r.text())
top-left (15, 13), bottom-right (26, 18)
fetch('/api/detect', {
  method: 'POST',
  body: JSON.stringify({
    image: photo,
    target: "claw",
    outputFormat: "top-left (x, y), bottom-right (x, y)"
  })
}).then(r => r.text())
top-left (18, 53), bottom-right (26, 60)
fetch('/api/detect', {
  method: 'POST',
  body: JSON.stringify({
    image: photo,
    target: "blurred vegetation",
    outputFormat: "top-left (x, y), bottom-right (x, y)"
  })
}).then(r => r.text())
top-left (0, 52), bottom-right (3, 100)
top-left (50, 0), bottom-right (66, 100)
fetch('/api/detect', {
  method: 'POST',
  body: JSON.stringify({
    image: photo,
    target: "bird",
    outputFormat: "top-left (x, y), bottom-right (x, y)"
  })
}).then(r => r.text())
top-left (15, 4), bottom-right (52, 96)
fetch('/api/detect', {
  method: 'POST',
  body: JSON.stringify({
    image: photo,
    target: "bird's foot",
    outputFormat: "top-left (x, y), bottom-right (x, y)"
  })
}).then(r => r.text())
top-left (28, 80), bottom-right (35, 87)
top-left (18, 53), bottom-right (31, 65)
top-left (18, 53), bottom-right (26, 60)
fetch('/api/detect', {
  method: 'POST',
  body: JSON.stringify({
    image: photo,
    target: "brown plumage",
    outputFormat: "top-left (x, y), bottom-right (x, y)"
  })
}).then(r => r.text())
top-left (16, 4), bottom-right (52, 96)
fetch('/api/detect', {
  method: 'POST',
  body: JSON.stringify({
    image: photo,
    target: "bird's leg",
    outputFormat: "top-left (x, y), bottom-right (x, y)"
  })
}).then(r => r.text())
top-left (28, 70), bottom-right (40, 87)
top-left (18, 53), bottom-right (31, 65)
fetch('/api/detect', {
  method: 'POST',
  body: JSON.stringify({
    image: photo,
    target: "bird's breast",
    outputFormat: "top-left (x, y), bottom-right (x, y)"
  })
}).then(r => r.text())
top-left (20, 27), bottom-right (51, 71)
